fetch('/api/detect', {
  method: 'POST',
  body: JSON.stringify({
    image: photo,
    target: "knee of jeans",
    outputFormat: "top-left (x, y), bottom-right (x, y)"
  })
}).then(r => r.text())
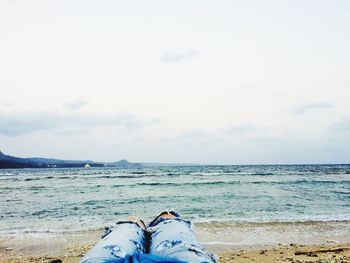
top-left (151, 218), bottom-right (192, 230)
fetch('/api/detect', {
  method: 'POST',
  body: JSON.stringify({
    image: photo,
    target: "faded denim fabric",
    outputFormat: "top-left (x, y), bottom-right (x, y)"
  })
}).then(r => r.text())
top-left (80, 222), bottom-right (146, 263)
top-left (148, 218), bottom-right (217, 263)
top-left (80, 214), bottom-right (217, 263)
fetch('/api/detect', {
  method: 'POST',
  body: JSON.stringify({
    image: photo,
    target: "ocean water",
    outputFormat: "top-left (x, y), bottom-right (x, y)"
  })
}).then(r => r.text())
top-left (0, 165), bottom-right (349, 235)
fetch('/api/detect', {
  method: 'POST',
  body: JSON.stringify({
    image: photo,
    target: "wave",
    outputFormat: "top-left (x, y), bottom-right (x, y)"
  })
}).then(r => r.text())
top-left (28, 186), bottom-right (46, 190)
top-left (23, 176), bottom-right (74, 181)
top-left (136, 181), bottom-right (238, 187)
top-left (134, 179), bottom-right (350, 187)
top-left (130, 171), bottom-right (146, 174)
top-left (332, 190), bottom-right (350, 195)
top-left (24, 177), bottom-right (41, 181)
top-left (251, 172), bottom-right (274, 176)
top-left (194, 216), bottom-right (350, 225)
top-left (251, 179), bottom-right (350, 185)
top-left (99, 174), bottom-right (159, 179)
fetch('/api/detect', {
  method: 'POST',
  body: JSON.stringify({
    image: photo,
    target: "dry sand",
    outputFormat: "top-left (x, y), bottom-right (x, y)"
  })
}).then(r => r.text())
top-left (1, 242), bottom-right (349, 263)
top-left (1, 221), bottom-right (350, 263)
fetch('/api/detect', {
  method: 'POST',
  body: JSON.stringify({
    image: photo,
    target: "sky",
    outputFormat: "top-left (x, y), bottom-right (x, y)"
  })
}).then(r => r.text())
top-left (0, 0), bottom-right (350, 164)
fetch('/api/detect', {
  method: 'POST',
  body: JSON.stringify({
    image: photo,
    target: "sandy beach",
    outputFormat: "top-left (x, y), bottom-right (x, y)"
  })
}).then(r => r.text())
top-left (1, 221), bottom-right (349, 263)
top-left (1, 243), bottom-right (350, 263)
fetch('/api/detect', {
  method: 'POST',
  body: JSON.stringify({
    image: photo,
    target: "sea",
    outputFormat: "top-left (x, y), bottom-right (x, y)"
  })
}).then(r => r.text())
top-left (1, 165), bottom-right (350, 235)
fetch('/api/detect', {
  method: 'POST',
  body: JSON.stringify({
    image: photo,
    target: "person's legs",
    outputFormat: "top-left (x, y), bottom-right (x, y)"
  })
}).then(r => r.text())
top-left (80, 217), bottom-right (147, 263)
top-left (148, 211), bottom-right (217, 263)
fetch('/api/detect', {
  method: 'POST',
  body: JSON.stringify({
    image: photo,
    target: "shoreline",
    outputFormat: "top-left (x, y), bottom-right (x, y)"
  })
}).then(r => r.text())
top-left (1, 221), bottom-right (350, 262)
top-left (2, 219), bottom-right (349, 235)
top-left (195, 220), bottom-right (350, 252)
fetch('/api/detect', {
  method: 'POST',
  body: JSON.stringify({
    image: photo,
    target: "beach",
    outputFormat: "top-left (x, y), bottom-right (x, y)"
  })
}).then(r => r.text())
top-left (1, 221), bottom-right (350, 263)
top-left (2, 0), bottom-right (350, 261)
top-left (2, 244), bottom-right (350, 263)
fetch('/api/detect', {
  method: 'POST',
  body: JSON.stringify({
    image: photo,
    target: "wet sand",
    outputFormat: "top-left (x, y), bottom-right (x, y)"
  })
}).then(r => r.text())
top-left (1, 221), bottom-right (350, 263)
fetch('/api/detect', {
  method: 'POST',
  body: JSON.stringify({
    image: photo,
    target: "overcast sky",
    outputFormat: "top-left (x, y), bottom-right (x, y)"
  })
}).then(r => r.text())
top-left (1, 0), bottom-right (350, 164)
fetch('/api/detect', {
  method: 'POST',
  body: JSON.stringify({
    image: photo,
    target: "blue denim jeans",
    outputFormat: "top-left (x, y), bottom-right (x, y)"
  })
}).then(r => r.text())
top-left (80, 214), bottom-right (217, 263)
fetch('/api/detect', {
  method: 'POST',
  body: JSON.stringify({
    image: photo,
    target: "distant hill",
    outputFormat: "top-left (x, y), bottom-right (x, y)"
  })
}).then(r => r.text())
top-left (0, 151), bottom-right (142, 169)
top-left (106, 159), bottom-right (143, 168)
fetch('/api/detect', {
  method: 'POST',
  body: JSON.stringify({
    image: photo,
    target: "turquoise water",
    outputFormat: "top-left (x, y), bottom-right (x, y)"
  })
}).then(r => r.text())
top-left (0, 165), bottom-right (349, 234)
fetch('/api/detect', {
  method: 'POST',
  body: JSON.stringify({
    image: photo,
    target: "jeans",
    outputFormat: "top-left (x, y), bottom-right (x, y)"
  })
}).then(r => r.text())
top-left (80, 214), bottom-right (217, 263)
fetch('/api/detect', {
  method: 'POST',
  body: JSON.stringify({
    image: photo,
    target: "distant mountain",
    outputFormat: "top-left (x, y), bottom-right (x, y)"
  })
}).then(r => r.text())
top-left (107, 159), bottom-right (143, 168)
top-left (0, 151), bottom-right (142, 169)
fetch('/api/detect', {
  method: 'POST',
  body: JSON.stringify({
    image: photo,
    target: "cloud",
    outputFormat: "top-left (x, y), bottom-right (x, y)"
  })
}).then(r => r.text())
top-left (237, 83), bottom-right (257, 90)
top-left (64, 100), bottom-right (88, 111)
top-left (223, 124), bottom-right (258, 134)
top-left (175, 130), bottom-right (213, 141)
top-left (166, 125), bottom-right (259, 143)
top-left (161, 49), bottom-right (199, 63)
top-left (0, 111), bottom-right (158, 136)
top-left (0, 102), bottom-right (12, 109)
top-left (161, 130), bottom-right (216, 144)
top-left (0, 0), bottom-right (20, 8)
top-left (293, 102), bottom-right (333, 114)
top-left (329, 117), bottom-right (350, 132)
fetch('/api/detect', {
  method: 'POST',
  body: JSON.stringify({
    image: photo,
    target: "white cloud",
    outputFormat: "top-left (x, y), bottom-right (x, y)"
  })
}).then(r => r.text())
top-left (0, 102), bottom-right (12, 110)
top-left (293, 102), bottom-right (333, 114)
top-left (175, 130), bottom-right (213, 141)
top-left (64, 100), bottom-right (88, 111)
top-left (161, 49), bottom-right (199, 63)
top-left (0, 111), bottom-right (158, 136)
top-left (223, 124), bottom-right (259, 134)
top-left (330, 117), bottom-right (350, 132)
